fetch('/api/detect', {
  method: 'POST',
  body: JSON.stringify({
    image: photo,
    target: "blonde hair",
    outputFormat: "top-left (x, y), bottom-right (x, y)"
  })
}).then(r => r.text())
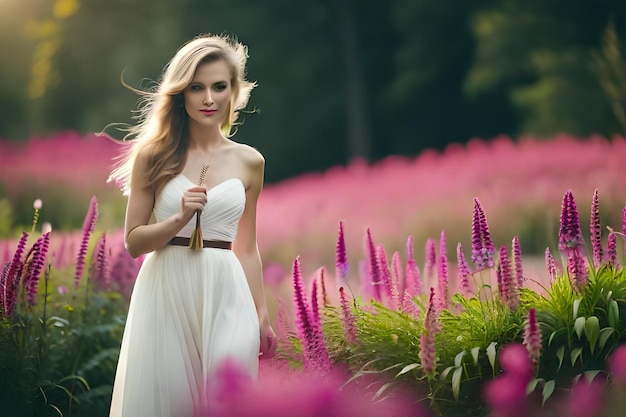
top-left (108, 33), bottom-right (256, 195)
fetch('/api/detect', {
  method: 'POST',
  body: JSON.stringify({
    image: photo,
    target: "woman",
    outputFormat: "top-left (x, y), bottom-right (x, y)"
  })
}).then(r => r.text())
top-left (108, 34), bottom-right (276, 417)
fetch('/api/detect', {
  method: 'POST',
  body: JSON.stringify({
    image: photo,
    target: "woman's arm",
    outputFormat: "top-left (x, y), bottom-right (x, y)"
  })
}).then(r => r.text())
top-left (232, 146), bottom-right (276, 357)
top-left (124, 152), bottom-right (207, 258)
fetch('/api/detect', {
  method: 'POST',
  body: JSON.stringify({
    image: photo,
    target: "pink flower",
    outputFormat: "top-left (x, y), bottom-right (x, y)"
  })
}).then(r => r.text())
top-left (522, 308), bottom-right (542, 372)
top-left (567, 247), bottom-right (588, 292)
top-left (365, 228), bottom-right (382, 301)
top-left (512, 236), bottom-right (524, 287)
top-left (499, 246), bottom-right (519, 310)
top-left (424, 238), bottom-right (436, 284)
top-left (605, 232), bottom-right (617, 267)
top-left (33, 199), bottom-right (42, 210)
top-left (437, 235), bottom-right (449, 309)
top-left (419, 287), bottom-right (439, 376)
top-left (376, 243), bottom-right (394, 304)
top-left (608, 344), bottom-right (626, 384)
top-left (339, 287), bottom-right (358, 344)
top-left (405, 235), bottom-right (421, 295)
top-left (390, 251), bottom-right (403, 308)
top-left (559, 190), bottom-right (584, 253)
top-left (90, 233), bottom-right (109, 291)
top-left (456, 243), bottom-right (472, 296)
top-left (545, 247), bottom-right (558, 283)
top-left (335, 221), bottom-right (349, 289)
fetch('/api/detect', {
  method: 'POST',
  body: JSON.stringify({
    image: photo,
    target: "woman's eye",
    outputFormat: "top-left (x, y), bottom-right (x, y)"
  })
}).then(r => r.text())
top-left (214, 83), bottom-right (227, 91)
top-left (189, 84), bottom-right (202, 91)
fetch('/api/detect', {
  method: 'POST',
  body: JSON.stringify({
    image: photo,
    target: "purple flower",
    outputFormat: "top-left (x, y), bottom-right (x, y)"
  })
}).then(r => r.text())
top-left (545, 247), bottom-right (558, 284)
top-left (605, 232), bottom-right (617, 267)
top-left (590, 189), bottom-right (603, 268)
top-left (335, 221), bottom-right (349, 289)
top-left (499, 246), bottom-right (519, 311)
top-left (90, 233), bottom-right (110, 291)
top-left (365, 228), bottom-right (382, 301)
top-left (339, 287), bottom-right (358, 344)
top-left (25, 232), bottom-right (51, 305)
top-left (424, 238), bottom-right (436, 284)
top-left (405, 236), bottom-right (421, 295)
top-left (74, 196), bottom-right (98, 291)
top-left (1, 231), bottom-right (29, 318)
top-left (376, 243), bottom-right (394, 304)
top-left (567, 247), bottom-right (589, 292)
top-left (310, 274), bottom-right (320, 332)
top-left (559, 190), bottom-right (584, 253)
top-left (419, 287), bottom-right (439, 376)
top-left (522, 308), bottom-right (542, 372)
top-left (512, 236), bottom-right (524, 287)
top-left (471, 198), bottom-right (495, 269)
top-left (456, 243), bottom-right (472, 296)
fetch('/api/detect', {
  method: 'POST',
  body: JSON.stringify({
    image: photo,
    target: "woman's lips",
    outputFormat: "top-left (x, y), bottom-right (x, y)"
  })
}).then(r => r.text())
top-left (199, 109), bottom-right (217, 115)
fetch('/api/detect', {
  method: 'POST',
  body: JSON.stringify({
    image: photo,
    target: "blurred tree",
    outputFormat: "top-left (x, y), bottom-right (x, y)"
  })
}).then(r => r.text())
top-left (466, 0), bottom-right (626, 138)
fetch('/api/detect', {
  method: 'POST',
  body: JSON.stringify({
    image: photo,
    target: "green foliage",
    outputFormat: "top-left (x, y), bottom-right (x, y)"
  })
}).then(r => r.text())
top-left (0, 259), bottom-right (128, 416)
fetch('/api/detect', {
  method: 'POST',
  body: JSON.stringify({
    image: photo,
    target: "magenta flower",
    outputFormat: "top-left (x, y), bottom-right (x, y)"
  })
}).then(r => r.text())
top-left (339, 287), bottom-right (358, 344)
top-left (559, 190), bottom-right (584, 253)
top-left (499, 246), bottom-right (519, 310)
top-left (567, 247), bottom-right (589, 292)
top-left (365, 228), bottom-right (382, 301)
top-left (608, 344), bottom-right (626, 385)
top-left (484, 343), bottom-right (532, 417)
top-left (335, 221), bottom-right (349, 289)
top-left (456, 243), bottom-right (472, 296)
top-left (545, 247), bottom-right (558, 283)
top-left (567, 378), bottom-right (606, 417)
top-left (471, 198), bottom-right (495, 269)
top-left (405, 235), bottom-right (422, 295)
top-left (25, 232), bottom-right (51, 305)
top-left (590, 189), bottom-right (603, 268)
top-left (376, 243), bottom-right (394, 304)
top-left (424, 238), bottom-right (436, 284)
top-left (605, 232), bottom-right (617, 267)
top-left (522, 308), bottom-right (542, 372)
top-left (74, 196), bottom-right (98, 291)
top-left (512, 236), bottom-right (524, 287)
top-left (401, 290), bottom-right (420, 319)
top-left (90, 233), bottom-right (110, 290)
top-left (1, 231), bottom-right (29, 318)
top-left (420, 287), bottom-right (440, 376)
top-left (292, 257), bottom-right (331, 372)
top-left (310, 275), bottom-right (320, 331)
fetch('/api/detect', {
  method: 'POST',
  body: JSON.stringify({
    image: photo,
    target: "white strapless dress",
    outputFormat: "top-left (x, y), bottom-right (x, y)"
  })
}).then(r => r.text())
top-left (109, 175), bottom-right (260, 417)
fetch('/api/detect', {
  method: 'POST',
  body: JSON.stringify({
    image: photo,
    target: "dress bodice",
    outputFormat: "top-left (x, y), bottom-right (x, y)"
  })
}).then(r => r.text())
top-left (153, 175), bottom-right (245, 242)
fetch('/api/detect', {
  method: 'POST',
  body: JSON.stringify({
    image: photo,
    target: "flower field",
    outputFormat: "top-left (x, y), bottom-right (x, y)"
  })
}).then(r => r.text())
top-left (1, 132), bottom-right (626, 416)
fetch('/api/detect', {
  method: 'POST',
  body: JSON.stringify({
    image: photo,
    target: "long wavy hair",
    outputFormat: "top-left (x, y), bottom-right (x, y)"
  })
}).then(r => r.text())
top-left (108, 33), bottom-right (256, 196)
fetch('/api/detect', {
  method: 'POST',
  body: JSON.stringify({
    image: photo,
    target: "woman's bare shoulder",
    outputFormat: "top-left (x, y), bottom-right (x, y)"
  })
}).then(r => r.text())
top-left (232, 141), bottom-right (265, 168)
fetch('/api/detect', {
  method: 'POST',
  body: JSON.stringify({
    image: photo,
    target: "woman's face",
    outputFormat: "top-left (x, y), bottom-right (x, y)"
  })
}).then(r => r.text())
top-left (183, 59), bottom-right (233, 131)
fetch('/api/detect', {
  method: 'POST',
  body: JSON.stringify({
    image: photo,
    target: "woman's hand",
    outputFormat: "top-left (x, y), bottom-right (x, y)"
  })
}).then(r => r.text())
top-left (259, 316), bottom-right (277, 359)
top-left (179, 185), bottom-right (207, 223)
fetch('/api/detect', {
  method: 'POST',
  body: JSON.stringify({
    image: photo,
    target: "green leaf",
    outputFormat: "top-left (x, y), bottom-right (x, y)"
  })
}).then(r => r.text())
top-left (573, 299), bottom-right (581, 319)
top-left (454, 350), bottom-right (467, 367)
top-left (486, 342), bottom-right (497, 372)
top-left (574, 317), bottom-right (586, 340)
top-left (609, 300), bottom-right (619, 329)
top-left (584, 316), bottom-right (600, 354)
top-left (598, 327), bottom-right (615, 350)
top-left (526, 378), bottom-right (543, 395)
top-left (556, 346), bottom-right (565, 371)
top-left (571, 347), bottom-right (584, 366)
top-left (396, 363), bottom-right (420, 377)
top-left (373, 382), bottom-right (394, 400)
top-left (606, 290), bottom-right (613, 305)
top-left (440, 366), bottom-right (454, 380)
top-left (470, 347), bottom-right (480, 366)
top-left (452, 367), bottom-right (463, 400)
top-left (542, 380), bottom-right (555, 406)
top-left (583, 370), bottom-right (603, 384)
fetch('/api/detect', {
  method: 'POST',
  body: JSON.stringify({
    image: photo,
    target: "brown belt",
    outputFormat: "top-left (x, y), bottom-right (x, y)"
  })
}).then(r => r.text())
top-left (168, 236), bottom-right (232, 250)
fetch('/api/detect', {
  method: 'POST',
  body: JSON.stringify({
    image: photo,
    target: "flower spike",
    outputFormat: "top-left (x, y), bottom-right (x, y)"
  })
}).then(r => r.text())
top-left (590, 189), bottom-right (603, 268)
